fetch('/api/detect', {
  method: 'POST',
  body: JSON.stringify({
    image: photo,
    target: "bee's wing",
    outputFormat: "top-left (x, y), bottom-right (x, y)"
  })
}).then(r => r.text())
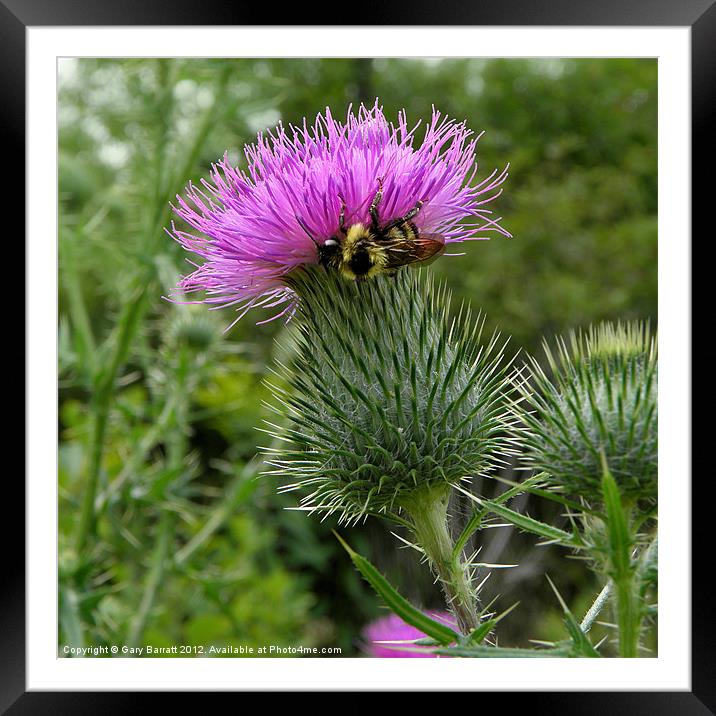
top-left (384, 233), bottom-right (446, 268)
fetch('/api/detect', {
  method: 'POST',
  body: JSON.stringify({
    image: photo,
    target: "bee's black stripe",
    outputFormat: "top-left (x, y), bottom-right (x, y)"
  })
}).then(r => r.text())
top-left (383, 222), bottom-right (419, 244)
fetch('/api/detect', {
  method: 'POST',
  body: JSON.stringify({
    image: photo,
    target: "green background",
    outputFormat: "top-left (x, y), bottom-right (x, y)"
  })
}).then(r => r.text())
top-left (58, 58), bottom-right (657, 656)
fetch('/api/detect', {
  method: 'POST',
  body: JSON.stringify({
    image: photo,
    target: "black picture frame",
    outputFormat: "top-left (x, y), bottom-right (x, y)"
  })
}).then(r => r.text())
top-left (6, 0), bottom-right (709, 711)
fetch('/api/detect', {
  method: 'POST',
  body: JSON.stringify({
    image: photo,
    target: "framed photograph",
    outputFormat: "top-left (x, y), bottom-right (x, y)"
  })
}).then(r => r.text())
top-left (9, 0), bottom-right (709, 710)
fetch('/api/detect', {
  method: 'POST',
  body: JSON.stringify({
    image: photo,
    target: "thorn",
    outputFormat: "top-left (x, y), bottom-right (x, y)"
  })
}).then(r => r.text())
top-left (545, 574), bottom-right (570, 614)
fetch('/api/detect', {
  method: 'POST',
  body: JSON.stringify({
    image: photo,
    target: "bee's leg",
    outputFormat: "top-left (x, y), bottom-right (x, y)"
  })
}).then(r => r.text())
top-left (338, 193), bottom-right (347, 234)
top-left (370, 178), bottom-right (383, 230)
top-left (384, 200), bottom-right (424, 230)
top-left (402, 200), bottom-right (423, 223)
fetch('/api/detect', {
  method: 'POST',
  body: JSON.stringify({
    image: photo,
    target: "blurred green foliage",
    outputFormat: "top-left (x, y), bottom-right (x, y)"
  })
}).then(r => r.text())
top-left (58, 57), bottom-right (656, 657)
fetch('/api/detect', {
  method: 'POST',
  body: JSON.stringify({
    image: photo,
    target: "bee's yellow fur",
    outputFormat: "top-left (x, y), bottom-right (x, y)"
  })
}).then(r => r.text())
top-left (338, 224), bottom-right (389, 280)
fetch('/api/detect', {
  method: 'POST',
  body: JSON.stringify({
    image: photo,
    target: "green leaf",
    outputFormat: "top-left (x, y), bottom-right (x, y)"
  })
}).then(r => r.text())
top-left (412, 637), bottom-right (440, 646)
top-left (466, 620), bottom-right (495, 645)
top-left (334, 531), bottom-right (460, 646)
top-left (466, 601), bottom-right (520, 645)
top-left (481, 500), bottom-right (578, 545)
top-left (487, 472), bottom-right (599, 516)
top-left (523, 484), bottom-right (602, 518)
top-left (430, 644), bottom-right (571, 658)
top-left (452, 475), bottom-right (543, 560)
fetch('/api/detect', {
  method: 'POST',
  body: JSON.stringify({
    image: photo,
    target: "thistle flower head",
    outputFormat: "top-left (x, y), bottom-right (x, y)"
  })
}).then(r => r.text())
top-left (168, 102), bottom-right (509, 325)
top-left (513, 321), bottom-right (657, 502)
top-left (264, 268), bottom-right (513, 525)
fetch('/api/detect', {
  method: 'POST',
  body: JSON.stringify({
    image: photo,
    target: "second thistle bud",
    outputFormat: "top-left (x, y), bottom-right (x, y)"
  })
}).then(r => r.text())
top-left (512, 321), bottom-right (657, 503)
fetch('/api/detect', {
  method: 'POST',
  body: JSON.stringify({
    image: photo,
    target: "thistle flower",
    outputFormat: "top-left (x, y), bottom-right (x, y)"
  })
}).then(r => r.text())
top-left (264, 268), bottom-right (513, 526)
top-left (168, 102), bottom-right (509, 325)
top-left (361, 612), bottom-right (457, 658)
top-left (513, 321), bottom-right (657, 502)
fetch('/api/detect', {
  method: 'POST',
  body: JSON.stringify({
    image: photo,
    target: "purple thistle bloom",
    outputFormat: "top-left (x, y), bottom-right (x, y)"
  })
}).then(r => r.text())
top-left (168, 102), bottom-right (510, 326)
top-left (361, 612), bottom-right (457, 658)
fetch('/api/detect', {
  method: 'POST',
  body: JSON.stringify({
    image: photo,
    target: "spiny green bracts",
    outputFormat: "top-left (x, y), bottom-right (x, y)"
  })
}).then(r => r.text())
top-left (165, 308), bottom-right (221, 353)
top-left (263, 268), bottom-right (514, 526)
top-left (512, 321), bottom-right (657, 503)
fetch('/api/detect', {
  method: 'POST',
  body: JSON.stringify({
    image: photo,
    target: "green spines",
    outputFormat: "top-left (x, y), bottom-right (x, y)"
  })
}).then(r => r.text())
top-left (265, 268), bottom-right (512, 524)
top-left (513, 320), bottom-right (657, 503)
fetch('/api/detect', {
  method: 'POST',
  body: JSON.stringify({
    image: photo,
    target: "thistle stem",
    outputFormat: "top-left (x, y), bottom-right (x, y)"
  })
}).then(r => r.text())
top-left (611, 501), bottom-right (641, 658)
top-left (126, 509), bottom-right (175, 649)
top-left (580, 581), bottom-right (612, 633)
top-left (615, 571), bottom-right (640, 657)
top-left (127, 346), bottom-right (189, 647)
top-left (74, 287), bottom-right (147, 557)
top-left (402, 485), bottom-right (479, 635)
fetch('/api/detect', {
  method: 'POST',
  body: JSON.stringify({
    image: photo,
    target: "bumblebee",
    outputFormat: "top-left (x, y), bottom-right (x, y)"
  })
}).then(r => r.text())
top-left (308, 181), bottom-right (445, 281)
